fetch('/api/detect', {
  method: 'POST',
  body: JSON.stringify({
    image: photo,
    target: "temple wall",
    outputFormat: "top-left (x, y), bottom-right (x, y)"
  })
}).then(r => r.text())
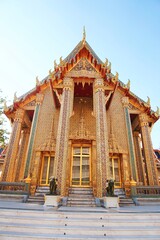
top-left (29, 87), bottom-right (57, 172)
top-left (69, 97), bottom-right (96, 137)
top-left (107, 90), bottom-right (128, 152)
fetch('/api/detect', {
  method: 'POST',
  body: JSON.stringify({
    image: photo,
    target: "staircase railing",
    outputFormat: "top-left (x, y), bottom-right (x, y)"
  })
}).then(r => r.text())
top-left (0, 182), bottom-right (29, 194)
top-left (131, 186), bottom-right (160, 197)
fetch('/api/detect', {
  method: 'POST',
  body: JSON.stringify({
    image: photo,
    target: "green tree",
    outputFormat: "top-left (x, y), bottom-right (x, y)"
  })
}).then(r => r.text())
top-left (0, 90), bottom-right (9, 146)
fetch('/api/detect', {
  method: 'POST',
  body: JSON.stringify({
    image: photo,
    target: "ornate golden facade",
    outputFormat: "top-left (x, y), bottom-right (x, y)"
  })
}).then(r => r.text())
top-left (1, 37), bottom-right (159, 198)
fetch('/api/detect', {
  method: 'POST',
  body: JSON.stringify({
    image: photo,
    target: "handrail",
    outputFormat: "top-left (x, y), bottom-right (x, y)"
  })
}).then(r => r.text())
top-left (132, 186), bottom-right (160, 196)
top-left (0, 182), bottom-right (28, 192)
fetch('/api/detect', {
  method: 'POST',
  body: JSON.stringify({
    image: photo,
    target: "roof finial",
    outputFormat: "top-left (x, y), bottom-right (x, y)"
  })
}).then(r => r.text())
top-left (13, 92), bottom-right (18, 102)
top-left (82, 26), bottom-right (86, 44)
top-left (147, 96), bottom-right (151, 106)
top-left (36, 76), bottom-right (40, 86)
top-left (156, 107), bottom-right (160, 116)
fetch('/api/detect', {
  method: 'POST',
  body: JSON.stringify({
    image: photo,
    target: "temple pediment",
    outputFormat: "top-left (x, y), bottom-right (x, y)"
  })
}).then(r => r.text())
top-left (65, 57), bottom-right (101, 79)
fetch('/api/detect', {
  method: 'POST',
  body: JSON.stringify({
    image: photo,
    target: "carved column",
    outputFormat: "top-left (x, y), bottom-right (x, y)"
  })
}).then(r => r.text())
top-left (54, 77), bottom-right (74, 196)
top-left (15, 129), bottom-right (30, 181)
top-left (94, 78), bottom-right (109, 197)
top-left (133, 131), bottom-right (147, 185)
top-left (92, 140), bottom-right (97, 196)
top-left (24, 93), bottom-right (44, 178)
top-left (122, 97), bottom-right (137, 182)
top-left (2, 109), bottom-right (25, 182)
top-left (139, 113), bottom-right (159, 185)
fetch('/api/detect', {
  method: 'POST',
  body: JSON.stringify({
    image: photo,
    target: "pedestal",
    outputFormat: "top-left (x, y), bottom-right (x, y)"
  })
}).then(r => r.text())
top-left (44, 195), bottom-right (61, 207)
top-left (103, 197), bottom-right (119, 208)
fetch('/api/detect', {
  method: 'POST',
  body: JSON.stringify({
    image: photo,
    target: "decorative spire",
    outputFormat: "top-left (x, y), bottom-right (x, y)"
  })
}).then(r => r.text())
top-left (59, 56), bottom-right (64, 66)
top-left (108, 62), bottom-right (111, 71)
top-left (125, 79), bottom-right (130, 90)
top-left (147, 96), bottom-right (151, 106)
top-left (115, 72), bottom-right (119, 82)
top-left (3, 100), bottom-right (8, 111)
top-left (82, 26), bottom-right (86, 44)
top-left (104, 58), bottom-right (108, 67)
top-left (36, 76), bottom-right (40, 86)
top-left (13, 92), bottom-right (18, 102)
top-left (49, 69), bottom-right (52, 76)
top-left (156, 107), bottom-right (160, 116)
top-left (54, 60), bottom-right (57, 69)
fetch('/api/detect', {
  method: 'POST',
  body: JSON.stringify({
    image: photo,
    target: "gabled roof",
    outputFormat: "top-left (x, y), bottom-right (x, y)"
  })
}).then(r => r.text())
top-left (4, 37), bottom-right (160, 122)
top-left (63, 40), bottom-right (103, 65)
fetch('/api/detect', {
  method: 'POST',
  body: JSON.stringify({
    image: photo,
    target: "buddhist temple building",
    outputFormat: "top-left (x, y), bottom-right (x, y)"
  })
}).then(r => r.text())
top-left (1, 32), bottom-right (160, 200)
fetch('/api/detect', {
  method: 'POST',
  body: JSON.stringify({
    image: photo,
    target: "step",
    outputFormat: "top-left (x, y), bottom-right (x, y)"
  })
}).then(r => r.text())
top-left (68, 197), bottom-right (95, 201)
top-left (1, 214), bottom-right (160, 226)
top-left (28, 198), bottom-right (44, 202)
top-left (67, 200), bottom-right (96, 205)
top-left (119, 198), bottom-right (134, 203)
top-left (136, 198), bottom-right (160, 206)
top-left (69, 190), bottom-right (93, 195)
top-left (119, 198), bottom-right (135, 207)
top-left (68, 193), bottom-right (93, 198)
top-left (1, 221), bottom-right (160, 231)
top-left (30, 186), bottom-right (50, 198)
top-left (0, 194), bottom-right (27, 202)
top-left (1, 221), bottom-right (160, 238)
top-left (26, 195), bottom-right (44, 205)
top-left (67, 187), bottom-right (95, 207)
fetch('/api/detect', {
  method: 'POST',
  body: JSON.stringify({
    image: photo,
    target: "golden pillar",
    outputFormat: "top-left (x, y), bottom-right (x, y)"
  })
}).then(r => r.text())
top-left (92, 140), bottom-right (97, 196)
top-left (139, 113), bottom-right (159, 185)
top-left (2, 109), bottom-right (25, 182)
top-left (54, 77), bottom-right (74, 196)
top-left (24, 93), bottom-right (44, 178)
top-left (122, 97), bottom-right (137, 182)
top-left (93, 78), bottom-right (109, 197)
top-left (133, 131), bottom-right (147, 185)
top-left (15, 129), bottom-right (30, 181)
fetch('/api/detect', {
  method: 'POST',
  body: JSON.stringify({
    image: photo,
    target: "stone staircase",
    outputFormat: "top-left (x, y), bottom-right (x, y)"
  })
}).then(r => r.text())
top-left (26, 186), bottom-right (49, 205)
top-left (114, 188), bottom-right (135, 207)
top-left (67, 187), bottom-right (96, 207)
top-left (0, 208), bottom-right (160, 239)
top-left (119, 197), bottom-right (135, 207)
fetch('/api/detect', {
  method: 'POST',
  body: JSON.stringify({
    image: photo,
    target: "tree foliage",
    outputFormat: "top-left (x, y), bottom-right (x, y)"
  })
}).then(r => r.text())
top-left (0, 90), bottom-right (9, 146)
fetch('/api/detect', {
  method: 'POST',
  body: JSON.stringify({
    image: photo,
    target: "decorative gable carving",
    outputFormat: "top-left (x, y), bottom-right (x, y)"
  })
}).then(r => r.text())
top-left (23, 100), bottom-right (36, 110)
top-left (66, 58), bottom-right (101, 78)
top-left (128, 103), bottom-right (140, 111)
top-left (70, 108), bottom-right (90, 140)
top-left (72, 58), bottom-right (96, 72)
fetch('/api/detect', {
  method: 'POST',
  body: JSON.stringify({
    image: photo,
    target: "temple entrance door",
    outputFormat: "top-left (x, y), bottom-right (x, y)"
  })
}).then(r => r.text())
top-left (71, 145), bottom-right (91, 187)
top-left (40, 155), bottom-right (54, 185)
top-left (109, 156), bottom-right (122, 188)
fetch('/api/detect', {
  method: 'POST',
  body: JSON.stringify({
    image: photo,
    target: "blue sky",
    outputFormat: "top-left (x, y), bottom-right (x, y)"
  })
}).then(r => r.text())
top-left (0, 0), bottom-right (160, 148)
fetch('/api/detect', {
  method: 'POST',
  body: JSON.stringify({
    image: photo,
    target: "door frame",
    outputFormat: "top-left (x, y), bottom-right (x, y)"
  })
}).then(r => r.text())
top-left (70, 144), bottom-right (91, 187)
top-left (109, 155), bottom-right (122, 188)
top-left (40, 153), bottom-right (54, 186)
